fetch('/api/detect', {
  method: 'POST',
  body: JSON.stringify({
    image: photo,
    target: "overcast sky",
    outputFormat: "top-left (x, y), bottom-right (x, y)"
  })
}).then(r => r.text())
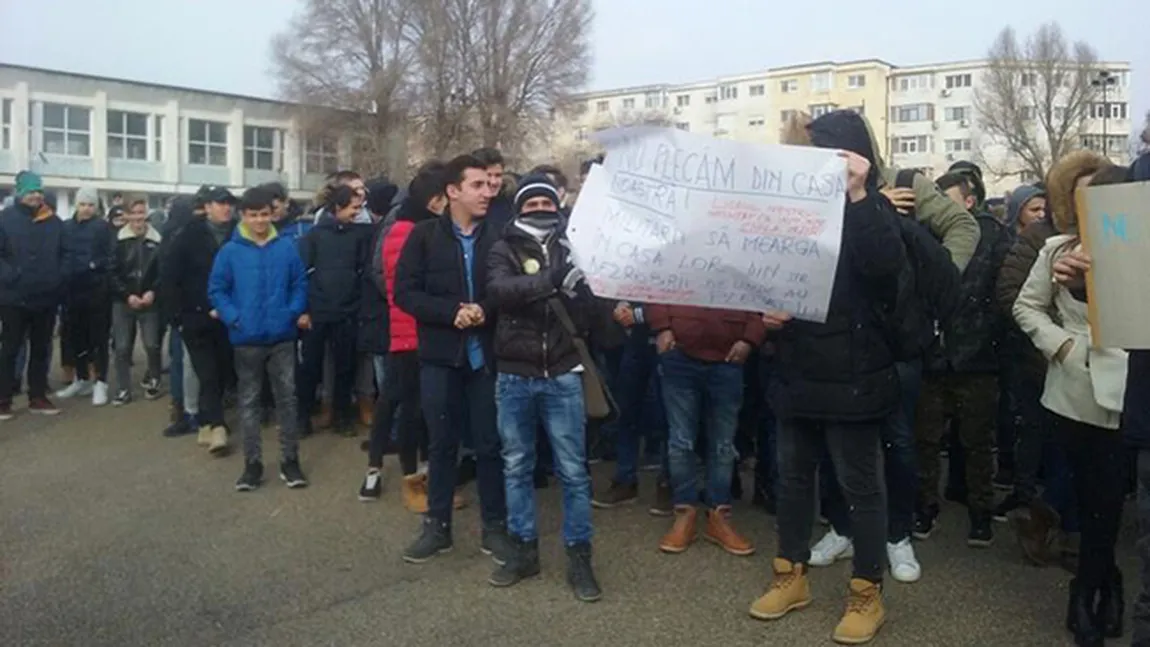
top-left (1, 0), bottom-right (1146, 130)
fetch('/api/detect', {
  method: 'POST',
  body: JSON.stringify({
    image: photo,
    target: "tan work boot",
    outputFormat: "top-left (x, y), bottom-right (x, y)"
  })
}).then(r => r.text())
top-left (197, 425), bottom-right (212, 447)
top-left (658, 506), bottom-right (698, 553)
top-left (207, 426), bottom-right (229, 456)
top-left (357, 398), bottom-right (374, 427)
top-left (750, 558), bottom-right (812, 620)
top-left (704, 505), bottom-right (755, 556)
top-left (313, 400), bottom-right (334, 430)
top-left (403, 474), bottom-right (429, 514)
top-left (832, 578), bottom-right (885, 644)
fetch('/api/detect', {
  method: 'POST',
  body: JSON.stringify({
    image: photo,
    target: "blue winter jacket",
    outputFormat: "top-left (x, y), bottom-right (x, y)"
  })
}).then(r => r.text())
top-left (207, 224), bottom-right (308, 346)
top-left (0, 201), bottom-right (68, 309)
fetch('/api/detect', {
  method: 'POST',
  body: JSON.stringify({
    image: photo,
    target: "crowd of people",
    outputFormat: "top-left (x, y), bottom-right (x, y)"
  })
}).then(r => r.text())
top-left (1, 109), bottom-right (1149, 646)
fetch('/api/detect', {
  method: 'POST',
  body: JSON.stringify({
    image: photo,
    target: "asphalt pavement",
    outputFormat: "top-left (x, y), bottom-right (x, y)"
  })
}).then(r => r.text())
top-left (1, 379), bottom-right (1137, 646)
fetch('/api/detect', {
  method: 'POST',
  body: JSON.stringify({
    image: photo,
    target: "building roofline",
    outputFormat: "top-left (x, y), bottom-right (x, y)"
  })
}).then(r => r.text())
top-left (890, 58), bottom-right (1132, 74)
top-left (0, 63), bottom-right (294, 108)
top-left (767, 58), bottom-right (896, 73)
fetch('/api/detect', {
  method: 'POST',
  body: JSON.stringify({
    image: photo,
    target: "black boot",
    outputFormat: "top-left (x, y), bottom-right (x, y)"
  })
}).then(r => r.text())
top-left (1097, 567), bottom-right (1125, 638)
top-left (488, 537), bottom-right (541, 587)
top-left (566, 542), bottom-right (602, 603)
top-left (481, 522), bottom-right (517, 566)
top-left (1066, 578), bottom-right (1104, 646)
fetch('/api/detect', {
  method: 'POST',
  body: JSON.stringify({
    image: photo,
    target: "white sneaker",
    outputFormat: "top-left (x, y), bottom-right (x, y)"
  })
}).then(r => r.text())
top-left (887, 538), bottom-right (922, 583)
top-left (809, 529), bottom-right (854, 567)
top-left (56, 379), bottom-right (91, 399)
top-left (92, 381), bottom-right (110, 407)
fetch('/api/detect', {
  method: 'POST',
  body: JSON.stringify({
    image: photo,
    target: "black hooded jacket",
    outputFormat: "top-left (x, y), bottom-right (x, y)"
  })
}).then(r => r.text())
top-left (300, 216), bottom-right (373, 323)
top-left (161, 204), bottom-right (235, 332)
top-left (768, 110), bottom-right (907, 422)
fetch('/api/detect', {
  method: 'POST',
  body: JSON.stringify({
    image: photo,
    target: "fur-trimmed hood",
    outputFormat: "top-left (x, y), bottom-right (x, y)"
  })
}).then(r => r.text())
top-left (1045, 150), bottom-right (1110, 234)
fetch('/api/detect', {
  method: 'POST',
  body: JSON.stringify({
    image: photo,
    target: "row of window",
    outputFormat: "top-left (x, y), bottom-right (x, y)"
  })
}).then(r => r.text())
top-left (888, 136), bottom-right (973, 155)
top-left (0, 100), bottom-right (341, 174)
top-left (593, 72), bottom-right (871, 114)
top-left (893, 70), bottom-right (1132, 92)
top-left (1080, 135), bottom-right (1130, 153)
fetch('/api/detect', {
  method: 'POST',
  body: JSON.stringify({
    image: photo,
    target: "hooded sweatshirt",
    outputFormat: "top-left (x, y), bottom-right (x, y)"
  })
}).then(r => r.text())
top-left (770, 110), bottom-right (906, 421)
top-left (1004, 184), bottom-right (1046, 232)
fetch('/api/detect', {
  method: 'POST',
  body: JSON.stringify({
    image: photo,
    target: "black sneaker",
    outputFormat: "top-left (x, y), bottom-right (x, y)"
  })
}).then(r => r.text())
top-left (649, 479), bottom-right (673, 517)
top-left (279, 459), bottom-right (309, 488)
top-left (592, 481), bottom-right (638, 509)
top-left (913, 504), bottom-right (939, 540)
top-left (359, 468), bottom-right (382, 501)
top-left (236, 460), bottom-right (264, 492)
top-left (481, 523), bottom-right (517, 566)
top-left (403, 518), bottom-right (453, 564)
top-left (489, 537), bottom-right (541, 587)
top-left (968, 510), bottom-right (994, 548)
top-left (112, 390), bottom-right (132, 407)
top-left (142, 378), bottom-right (162, 400)
top-left (162, 416), bottom-right (196, 438)
top-left (566, 542), bottom-right (602, 603)
top-left (992, 492), bottom-right (1029, 523)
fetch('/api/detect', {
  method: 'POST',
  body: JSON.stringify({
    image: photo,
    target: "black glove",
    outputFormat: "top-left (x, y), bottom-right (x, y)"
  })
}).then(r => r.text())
top-left (550, 260), bottom-right (576, 288)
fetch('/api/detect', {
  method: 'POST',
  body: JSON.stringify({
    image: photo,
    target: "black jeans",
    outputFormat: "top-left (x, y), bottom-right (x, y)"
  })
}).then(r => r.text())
top-left (368, 351), bottom-right (426, 474)
top-left (66, 299), bottom-right (110, 382)
top-left (183, 320), bottom-right (234, 427)
top-left (298, 319), bottom-right (356, 424)
top-left (777, 417), bottom-right (886, 582)
top-left (0, 305), bottom-right (55, 401)
top-left (1057, 413), bottom-right (1126, 592)
top-left (1009, 370), bottom-right (1048, 501)
top-left (1133, 450), bottom-right (1150, 646)
top-left (421, 363), bottom-right (505, 527)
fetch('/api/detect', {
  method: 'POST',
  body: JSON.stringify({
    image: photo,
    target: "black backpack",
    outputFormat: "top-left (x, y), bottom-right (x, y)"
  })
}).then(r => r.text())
top-left (877, 170), bottom-right (961, 361)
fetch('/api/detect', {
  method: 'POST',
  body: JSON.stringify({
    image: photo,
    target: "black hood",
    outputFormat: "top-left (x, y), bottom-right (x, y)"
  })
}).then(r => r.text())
top-left (807, 110), bottom-right (880, 189)
top-left (162, 196), bottom-right (198, 237)
top-left (396, 195), bottom-right (439, 224)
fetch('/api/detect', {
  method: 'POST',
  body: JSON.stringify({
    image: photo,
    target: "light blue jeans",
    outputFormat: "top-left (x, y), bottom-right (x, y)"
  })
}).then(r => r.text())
top-left (496, 372), bottom-right (592, 545)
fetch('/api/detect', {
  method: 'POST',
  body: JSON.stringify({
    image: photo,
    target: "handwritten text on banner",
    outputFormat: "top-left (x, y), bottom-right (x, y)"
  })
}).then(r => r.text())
top-left (566, 127), bottom-right (847, 323)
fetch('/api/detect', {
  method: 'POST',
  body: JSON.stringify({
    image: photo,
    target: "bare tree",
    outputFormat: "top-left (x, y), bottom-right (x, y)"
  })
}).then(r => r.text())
top-left (974, 23), bottom-right (1102, 181)
top-left (271, 0), bottom-right (418, 175)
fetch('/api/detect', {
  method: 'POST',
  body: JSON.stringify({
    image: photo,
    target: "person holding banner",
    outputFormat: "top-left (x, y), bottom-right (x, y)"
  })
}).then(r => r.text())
top-left (748, 110), bottom-right (905, 646)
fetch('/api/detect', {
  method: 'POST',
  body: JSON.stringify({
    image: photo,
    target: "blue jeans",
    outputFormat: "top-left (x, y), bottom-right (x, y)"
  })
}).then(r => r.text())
top-left (823, 360), bottom-right (921, 542)
top-left (612, 327), bottom-right (668, 485)
top-left (659, 349), bottom-right (743, 507)
top-left (168, 325), bottom-right (184, 406)
top-left (497, 372), bottom-right (592, 545)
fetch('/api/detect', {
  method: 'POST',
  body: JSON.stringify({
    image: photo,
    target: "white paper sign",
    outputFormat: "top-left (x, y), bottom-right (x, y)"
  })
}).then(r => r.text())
top-left (566, 127), bottom-right (847, 323)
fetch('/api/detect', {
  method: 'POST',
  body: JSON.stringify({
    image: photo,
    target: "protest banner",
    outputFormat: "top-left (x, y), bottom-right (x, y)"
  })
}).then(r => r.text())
top-left (565, 127), bottom-right (847, 323)
top-left (1079, 180), bottom-right (1150, 348)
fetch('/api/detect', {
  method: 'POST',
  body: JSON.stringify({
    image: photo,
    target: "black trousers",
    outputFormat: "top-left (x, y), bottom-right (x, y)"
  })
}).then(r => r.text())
top-left (0, 305), bottom-right (55, 401)
top-left (183, 321), bottom-right (234, 427)
top-left (367, 350), bottom-right (426, 474)
top-left (66, 299), bottom-right (111, 382)
top-left (1057, 413), bottom-right (1127, 592)
top-left (297, 319), bottom-right (356, 424)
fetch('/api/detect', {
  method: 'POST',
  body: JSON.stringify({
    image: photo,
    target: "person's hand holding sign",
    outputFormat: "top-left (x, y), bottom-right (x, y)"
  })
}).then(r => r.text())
top-left (761, 311), bottom-right (792, 331)
top-left (1052, 249), bottom-right (1092, 289)
top-left (838, 150), bottom-right (871, 204)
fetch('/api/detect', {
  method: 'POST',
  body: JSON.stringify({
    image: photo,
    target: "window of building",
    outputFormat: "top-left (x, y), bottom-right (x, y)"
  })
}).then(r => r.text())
top-left (847, 74), bottom-right (866, 89)
top-left (1093, 102), bottom-right (1128, 119)
top-left (1081, 135), bottom-right (1128, 153)
top-left (720, 85), bottom-right (738, 101)
top-left (1, 99), bottom-right (11, 150)
top-left (780, 109), bottom-right (798, 124)
top-left (644, 92), bottom-right (663, 109)
top-left (809, 103), bottom-right (835, 118)
top-left (748, 118), bottom-right (766, 127)
top-left (676, 94), bottom-right (690, 108)
top-left (704, 93), bottom-right (717, 105)
top-left (622, 98), bottom-right (635, 109)
top-left (894, 74), bottom-right (932, 92)
top-left (811, 72), bottom-right (833, 93)
top-left (304, 136), bottom-right (340, 174)
top-left (675, 122), bottom-right (690, 131)
top-left (945, 139), bottom-right (972, 153)
top-left (1020, 106), bottom-right (1036, 121)
top-left (153, 116), bottom-right (164, 161)
top-left (187, 119), bottom-right (227, 166)
top-left (891, 135), bottom-right (931, 154)
top-left (243, 125), bottom-right (282, 170)
top-left (42, 103), bottom-right (90, 156)
top-left (780, 79), bottom-right (798, 93)
top-left (944, 106), bottom-right (972, 122)
top-left (749, 84), bottom-right (765, 97)
top-left (575, 127), bottom-right (588, 142)
top-left (596, 100), bottom-right (609, 113)
top-left (106, 110), bottom-right (150, 161)
top-left (891, 103), bottom-right (934, 122)
top-left (1020, 72), bottom-right (1037, 87)
top-left (945, 74), bottom-right (973, 89)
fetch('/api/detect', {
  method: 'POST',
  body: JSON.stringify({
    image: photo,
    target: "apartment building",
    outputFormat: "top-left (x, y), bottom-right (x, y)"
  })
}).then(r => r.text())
top-left (551, 58), bottom-right (1134, 197)
top-left (0, 64), bottom-right (367, 216)
top-left (887, 60), bottom-right (1133, 196)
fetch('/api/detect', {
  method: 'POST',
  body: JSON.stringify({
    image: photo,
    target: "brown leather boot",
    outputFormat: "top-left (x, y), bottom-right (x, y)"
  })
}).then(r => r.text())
top-left (402, 474), bottom-right (429, 514)
top-left (358, 398), bottom-right (374, 427)
top-left (658, 506), bottom-right (698, 553)
top-left (704, 505), bottom-right (755, 556)
top-left (312, 400), bottom-right (334, 429)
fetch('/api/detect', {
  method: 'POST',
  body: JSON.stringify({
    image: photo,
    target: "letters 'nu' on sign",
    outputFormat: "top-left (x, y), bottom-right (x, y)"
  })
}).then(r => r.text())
top-left (565, 126), bottom-right (847, 323)
top-left (1081, 180), bottom-right (1150, 348)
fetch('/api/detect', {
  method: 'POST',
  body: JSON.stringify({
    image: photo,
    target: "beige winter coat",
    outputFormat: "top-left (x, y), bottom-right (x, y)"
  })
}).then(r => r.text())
top-left (1012, 235), bottom-right (1127, 430)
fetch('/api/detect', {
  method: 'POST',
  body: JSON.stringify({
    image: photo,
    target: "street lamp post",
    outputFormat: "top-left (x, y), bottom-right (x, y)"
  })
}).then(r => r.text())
top-left (1092, 70), bottom-right (1117, 157)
